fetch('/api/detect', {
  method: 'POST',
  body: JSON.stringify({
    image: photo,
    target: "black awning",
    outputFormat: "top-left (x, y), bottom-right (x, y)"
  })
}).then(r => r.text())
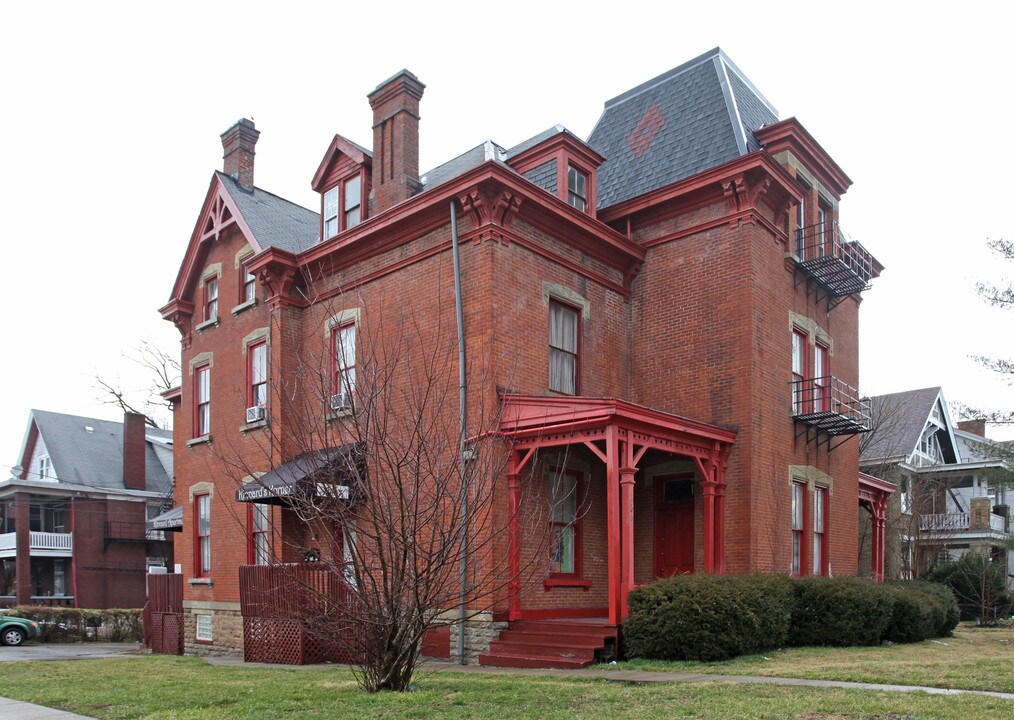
top-left (236, 443), bottom-right (364, 505)
top-left (146, 505), bottom-right (183, 532)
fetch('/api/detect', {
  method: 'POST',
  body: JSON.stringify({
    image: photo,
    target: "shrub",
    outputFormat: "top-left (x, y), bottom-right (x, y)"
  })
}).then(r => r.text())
top-left (789, 577), bottom-right (892, 647)
top-left (7, 606), bottom-right (142, 643)
top-left (905, 581), bottom-right (960, 637)
top-left (924, 555), bottom-right (1010, 625)
top-left (624, 574), bottom-right (793, 662)
top-left (884, 584), bottom-right (935, 643)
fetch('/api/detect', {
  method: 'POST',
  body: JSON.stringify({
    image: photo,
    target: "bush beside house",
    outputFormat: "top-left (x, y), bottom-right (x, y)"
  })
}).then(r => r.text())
top-left (624, 575), bottom-right (959, 662)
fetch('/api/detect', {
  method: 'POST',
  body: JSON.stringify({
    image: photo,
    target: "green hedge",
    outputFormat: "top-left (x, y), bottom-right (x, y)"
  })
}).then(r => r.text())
top-left (624, 575), bottom-right (960, 662)
top-left (4, 607), bottom-right (142, 643)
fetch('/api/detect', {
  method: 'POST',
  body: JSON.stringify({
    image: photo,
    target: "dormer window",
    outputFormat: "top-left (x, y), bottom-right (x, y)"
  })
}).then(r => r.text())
top-left (323, 174), bottom-right (364, 240)
top-left (567, 166), bottom-right (588, 212)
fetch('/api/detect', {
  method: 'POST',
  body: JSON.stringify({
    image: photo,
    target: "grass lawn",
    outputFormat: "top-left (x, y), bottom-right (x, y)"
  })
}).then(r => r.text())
top-left (621, 624), bottom-right (1014, 694)
top-left (0, 653), bottom-right (1010, 720)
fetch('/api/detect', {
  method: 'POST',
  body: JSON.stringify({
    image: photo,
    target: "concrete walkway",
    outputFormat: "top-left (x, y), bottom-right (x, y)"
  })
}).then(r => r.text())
top-left (0, 697), bottom-right (97, 720)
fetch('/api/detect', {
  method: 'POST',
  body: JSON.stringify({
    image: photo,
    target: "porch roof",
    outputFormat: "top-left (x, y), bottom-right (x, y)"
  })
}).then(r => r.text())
top-left (859, 471), bottom-right (896, 507)
top-left (499, 394), bottom-right (736, 462)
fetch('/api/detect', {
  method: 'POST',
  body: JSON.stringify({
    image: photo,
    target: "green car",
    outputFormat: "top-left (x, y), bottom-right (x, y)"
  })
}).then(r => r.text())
top-left (1, 616), bottom-right (39, 646)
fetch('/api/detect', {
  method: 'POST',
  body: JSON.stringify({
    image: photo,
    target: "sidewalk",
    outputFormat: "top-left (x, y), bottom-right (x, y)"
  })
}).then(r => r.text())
top-left (0, 697), bottom-right (97, 720)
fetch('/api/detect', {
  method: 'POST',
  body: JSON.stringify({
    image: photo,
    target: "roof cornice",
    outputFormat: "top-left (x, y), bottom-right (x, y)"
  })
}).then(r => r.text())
top-left (508, 132), bottom-right (606, 174)
top-left (754, 118), bottom-right (852, 198)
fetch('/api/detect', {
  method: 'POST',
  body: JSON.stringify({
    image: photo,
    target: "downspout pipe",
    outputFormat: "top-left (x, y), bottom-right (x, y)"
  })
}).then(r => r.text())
top-left (451, 200), bottom-right (469, 665)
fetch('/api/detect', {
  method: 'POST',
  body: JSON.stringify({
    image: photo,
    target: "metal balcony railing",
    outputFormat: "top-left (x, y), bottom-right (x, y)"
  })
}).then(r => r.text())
top-left (791, 376), bottom-right (871, 436)
top-left (795, 222), bottom-right (874, 298)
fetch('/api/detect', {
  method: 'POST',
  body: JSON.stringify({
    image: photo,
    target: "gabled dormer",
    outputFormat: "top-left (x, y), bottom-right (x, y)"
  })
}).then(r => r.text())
top-left (311, 134), bottom-right (372, 242)
top-left (507, 127), bottom-right (604, 219)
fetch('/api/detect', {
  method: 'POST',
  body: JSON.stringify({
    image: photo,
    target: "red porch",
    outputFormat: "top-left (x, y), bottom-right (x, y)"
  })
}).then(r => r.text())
top-left (499, 395), bottom-right (737, 629)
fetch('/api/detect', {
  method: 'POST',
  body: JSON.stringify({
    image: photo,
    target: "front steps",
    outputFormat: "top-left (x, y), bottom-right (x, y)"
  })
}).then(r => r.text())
top-left (478, 620), bottom-right (617, 669)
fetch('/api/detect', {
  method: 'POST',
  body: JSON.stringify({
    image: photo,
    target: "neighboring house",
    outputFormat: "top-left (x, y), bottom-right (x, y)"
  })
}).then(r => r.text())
top-left (159, 48), bottom-right (886, 664)
top-left (1, 411), bottom-right (174, 608)
top-left (860, 387), bottom-right (1013, 585)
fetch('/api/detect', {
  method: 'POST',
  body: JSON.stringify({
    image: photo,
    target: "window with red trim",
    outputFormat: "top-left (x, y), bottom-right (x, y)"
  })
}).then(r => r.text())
top-left (248, 503), bottom-right (269, 565)
top-left (323, 174), bottom-right (364, 240)
top-left (813, 342), bottom-right (829, 413)
top-left (332, 322), bottom-right (356, 407)
top-left (791, 481), bottom-right (806, 576)
top-left (241, 263), bottom-right (256, 303)
top-left (813, 486), bottom-right (828, 576)
top-left (549, 300), bottom-right (579, 395)
top-left (194, 364), bottom-right (210, 437)
top-left (791, 329), bottom-right (807, 414)
top-left (204, 277), bottom-right (219, 322)
top-left (567, 165), bottom-right (588, 212)
top-left (548, 467), bottom-right (582, 577)
top-left (248, 342), bottom-right (267, 409)
top-left (195, 493), bottom-right (211, 577)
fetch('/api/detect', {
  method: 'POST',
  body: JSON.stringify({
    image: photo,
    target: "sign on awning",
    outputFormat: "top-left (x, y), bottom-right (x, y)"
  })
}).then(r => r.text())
top-left (146, 505), bottom-right (183, 532)
top-left (235, 444), bottom-right (363, 505)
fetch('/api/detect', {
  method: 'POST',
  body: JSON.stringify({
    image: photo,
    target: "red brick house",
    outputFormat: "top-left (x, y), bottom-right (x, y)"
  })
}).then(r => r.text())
top-left (2, 411), bottom-right (174, 608)
top-left (159, 48), bottom-right (889, 665)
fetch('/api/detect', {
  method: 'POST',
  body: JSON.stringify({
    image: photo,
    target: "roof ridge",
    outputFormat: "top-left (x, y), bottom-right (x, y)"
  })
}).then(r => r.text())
top-left (602, 47), bottom-right (723, 110)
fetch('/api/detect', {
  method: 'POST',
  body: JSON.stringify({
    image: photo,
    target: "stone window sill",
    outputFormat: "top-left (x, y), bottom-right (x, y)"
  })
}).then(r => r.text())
top-left (195, 318), bottom-right (219, 332)
top-left (231, 298), bottom-right (257, 316)
top-left (189, 577), bottom-right (214, 586)
top-left (187, 435), bottom-right (212, 448)
top-left (240, 419), bottom-right (268, 434)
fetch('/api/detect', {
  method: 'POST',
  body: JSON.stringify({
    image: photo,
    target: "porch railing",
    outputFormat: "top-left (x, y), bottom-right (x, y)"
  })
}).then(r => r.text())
top-left (0, 596), bottom-right (75, 607)
top-left (919, 512), bottom-right (1009, 534)
top-left (0, 531), bottom-right (73, 555)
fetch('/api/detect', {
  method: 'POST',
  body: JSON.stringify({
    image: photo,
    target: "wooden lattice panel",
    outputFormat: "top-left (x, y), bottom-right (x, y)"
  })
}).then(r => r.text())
top-left (144, 611), bottom-right (184, 655)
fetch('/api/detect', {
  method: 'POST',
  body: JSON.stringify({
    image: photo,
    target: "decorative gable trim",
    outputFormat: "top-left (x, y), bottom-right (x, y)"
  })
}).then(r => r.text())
top-left (311, 134), bottom-right (372, 192)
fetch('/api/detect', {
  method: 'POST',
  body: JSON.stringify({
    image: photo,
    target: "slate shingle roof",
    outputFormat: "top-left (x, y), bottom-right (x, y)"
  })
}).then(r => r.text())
top-left (588, 48), bottom-right (778, 210)
top-left (860, 388), bottom-right (944, 464)
top-left (217, 172), bottom-right (320, 254)
top-left (28, 410), bottom-right (173, 495)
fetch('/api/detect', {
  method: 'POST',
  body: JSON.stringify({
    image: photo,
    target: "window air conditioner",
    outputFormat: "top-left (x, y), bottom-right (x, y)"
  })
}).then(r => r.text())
top-left (246, 406), bottom-right (266, 423)
top-left (330, 392), bottom-right (352, 413)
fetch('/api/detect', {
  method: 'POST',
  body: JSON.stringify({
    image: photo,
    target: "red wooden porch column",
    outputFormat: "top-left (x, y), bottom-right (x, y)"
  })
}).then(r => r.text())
top-left (619, 466), bottom-right (636, 618)
top-left (15, 491), bottom-right (31, 605)
top-left (606, 426), bottom-right (622, 627)
top-left (873, 498), bottom-right (886, 583)
top-left (714, 470), bottom-right (727, 575)
top-left (507, 464), bottom-right (522, 621)
top-left (700, 479), bottom-right (716, 574)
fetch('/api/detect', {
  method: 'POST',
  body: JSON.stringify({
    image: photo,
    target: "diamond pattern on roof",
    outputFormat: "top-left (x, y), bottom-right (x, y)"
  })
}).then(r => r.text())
top-left (627, 104), bottom-right (666, 159)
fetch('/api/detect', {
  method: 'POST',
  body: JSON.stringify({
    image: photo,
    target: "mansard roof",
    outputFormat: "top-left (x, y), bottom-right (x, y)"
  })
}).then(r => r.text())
top-left (14, 410), bottom-right (173, 495)
top-left (588, 47), bottom-right (778, 210)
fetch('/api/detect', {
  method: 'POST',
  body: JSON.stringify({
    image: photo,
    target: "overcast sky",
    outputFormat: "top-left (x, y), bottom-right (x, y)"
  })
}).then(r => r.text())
top-left (2, 2), bottom-right (1012, 470)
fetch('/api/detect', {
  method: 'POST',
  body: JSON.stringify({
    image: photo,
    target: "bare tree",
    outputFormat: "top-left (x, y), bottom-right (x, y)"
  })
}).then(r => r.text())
top-left (968, 237), bottom-right (1014, 426)
top-left (217, 289), bottom-right (557, 692)
top-left (95, 341), bottom-right (181, 429)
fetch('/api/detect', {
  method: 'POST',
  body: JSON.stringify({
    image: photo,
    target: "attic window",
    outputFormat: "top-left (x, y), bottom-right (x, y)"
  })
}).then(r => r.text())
top-left (567, 166), bottom-right (588, 213)
top-left (323, 174), bottom-right (364, 240)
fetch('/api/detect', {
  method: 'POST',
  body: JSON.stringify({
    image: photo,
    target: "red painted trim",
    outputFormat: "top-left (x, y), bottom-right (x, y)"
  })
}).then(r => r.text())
top-left (791, 480), bottom-right (808, 577)
top-left (519, 607), bottom-right (609, 621)
top-left (194, 493), bottom-right (210, 578)
top-left (755, 118), bottom-right (852, 198)
top-left (193, 364), bottom-right (210, 438)
top-left (813, 486), bottom-right (829, 576)
top-left (543, 577), bottom-right (592, 590)
top-left (311, 133), bottom-right (370, 191)
top-left (508, 131), bottom-right (605, 176)
top-left (605, 424), bottom-right (620, 626)
top-left (247, 341), bottom-right (267, 409)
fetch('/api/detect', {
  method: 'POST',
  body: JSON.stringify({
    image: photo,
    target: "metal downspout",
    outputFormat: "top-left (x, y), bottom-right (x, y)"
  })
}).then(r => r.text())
top-left (451, 200), bottom-right (469, 665)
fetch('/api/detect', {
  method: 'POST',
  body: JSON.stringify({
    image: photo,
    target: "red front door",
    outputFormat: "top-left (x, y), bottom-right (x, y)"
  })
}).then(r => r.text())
top-left (654, 474), bottom-right (695, 577)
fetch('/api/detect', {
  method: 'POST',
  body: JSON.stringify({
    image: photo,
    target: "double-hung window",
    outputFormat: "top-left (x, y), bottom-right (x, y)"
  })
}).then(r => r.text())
top-left (549, 301), bottom-right (579, 395)
top-left (549, 468), bottom-right (581, 576)
top-left (332, 322), bottom-right (356, 407)
top-left (195, 493), bottom-right (211, 577)
top-left (791, 329), bottom-right (807, 414)
top-left (813, 342), bottom-right (829, 413)
top-left (242, 264), bottom-right (256, 303)
top-left (248, 504), bottom-right (269, 565)
top-left (205, 278), bottom-right (219, 322)
top-left (813, 486), bottom-right (828, 576)
top-left (323, 174), bottom-right (364, 240)
top-left (791, 481), bottom-right (805, 576)
top-left (248, 342), bottom-right (267, 409)
top-left (194, 364), bottom-right (211, 436)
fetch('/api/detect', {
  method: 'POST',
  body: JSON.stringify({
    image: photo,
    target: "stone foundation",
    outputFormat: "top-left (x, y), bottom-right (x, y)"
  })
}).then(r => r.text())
top-left (182, 601), bottom-right (244, 657)
top-left (446, 612), bottom-right (507, 664)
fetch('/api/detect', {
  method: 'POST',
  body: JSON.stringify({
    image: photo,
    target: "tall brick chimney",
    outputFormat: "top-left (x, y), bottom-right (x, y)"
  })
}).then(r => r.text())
top-left (368, 70), bottom-right (425, 213)
top-left (957, 419), bottom-right (987, 437)
top-left (122, 412), bottom-right (146, 491)
top-left (221, 118), bottom-right (260, 188)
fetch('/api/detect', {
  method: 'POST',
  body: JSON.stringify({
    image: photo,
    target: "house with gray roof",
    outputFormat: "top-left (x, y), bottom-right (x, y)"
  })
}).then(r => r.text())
top-left (1, 410), bottom-right (174, 608)
top-left (861, 387), bottom-right (1013, 586)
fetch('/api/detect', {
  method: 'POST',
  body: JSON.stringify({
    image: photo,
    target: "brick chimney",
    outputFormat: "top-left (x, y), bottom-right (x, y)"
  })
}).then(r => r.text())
top-left (221, 118), bottom-right (260, 188)
top-left (368, 70), bottom-right (425, 213)
top-left (957, 419), bottom-right (987, 437)
top-left (122, 412), bottom-right (146, 491)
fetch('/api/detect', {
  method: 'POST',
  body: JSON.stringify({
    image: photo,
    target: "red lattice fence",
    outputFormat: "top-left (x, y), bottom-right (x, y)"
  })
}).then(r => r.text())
top-left (239, 563), bottom-right (364, 665)
top-left (142, 574), bottom-right (183, 655)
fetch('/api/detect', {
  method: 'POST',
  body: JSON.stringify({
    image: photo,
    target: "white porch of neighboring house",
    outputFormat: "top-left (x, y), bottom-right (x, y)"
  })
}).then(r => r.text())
top-left (0, 497), bottom-right (75, 606)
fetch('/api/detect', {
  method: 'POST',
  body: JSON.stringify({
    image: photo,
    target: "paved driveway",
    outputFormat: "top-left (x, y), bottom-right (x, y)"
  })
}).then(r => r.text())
top-left (0, 643), bottom-right (140, 662)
